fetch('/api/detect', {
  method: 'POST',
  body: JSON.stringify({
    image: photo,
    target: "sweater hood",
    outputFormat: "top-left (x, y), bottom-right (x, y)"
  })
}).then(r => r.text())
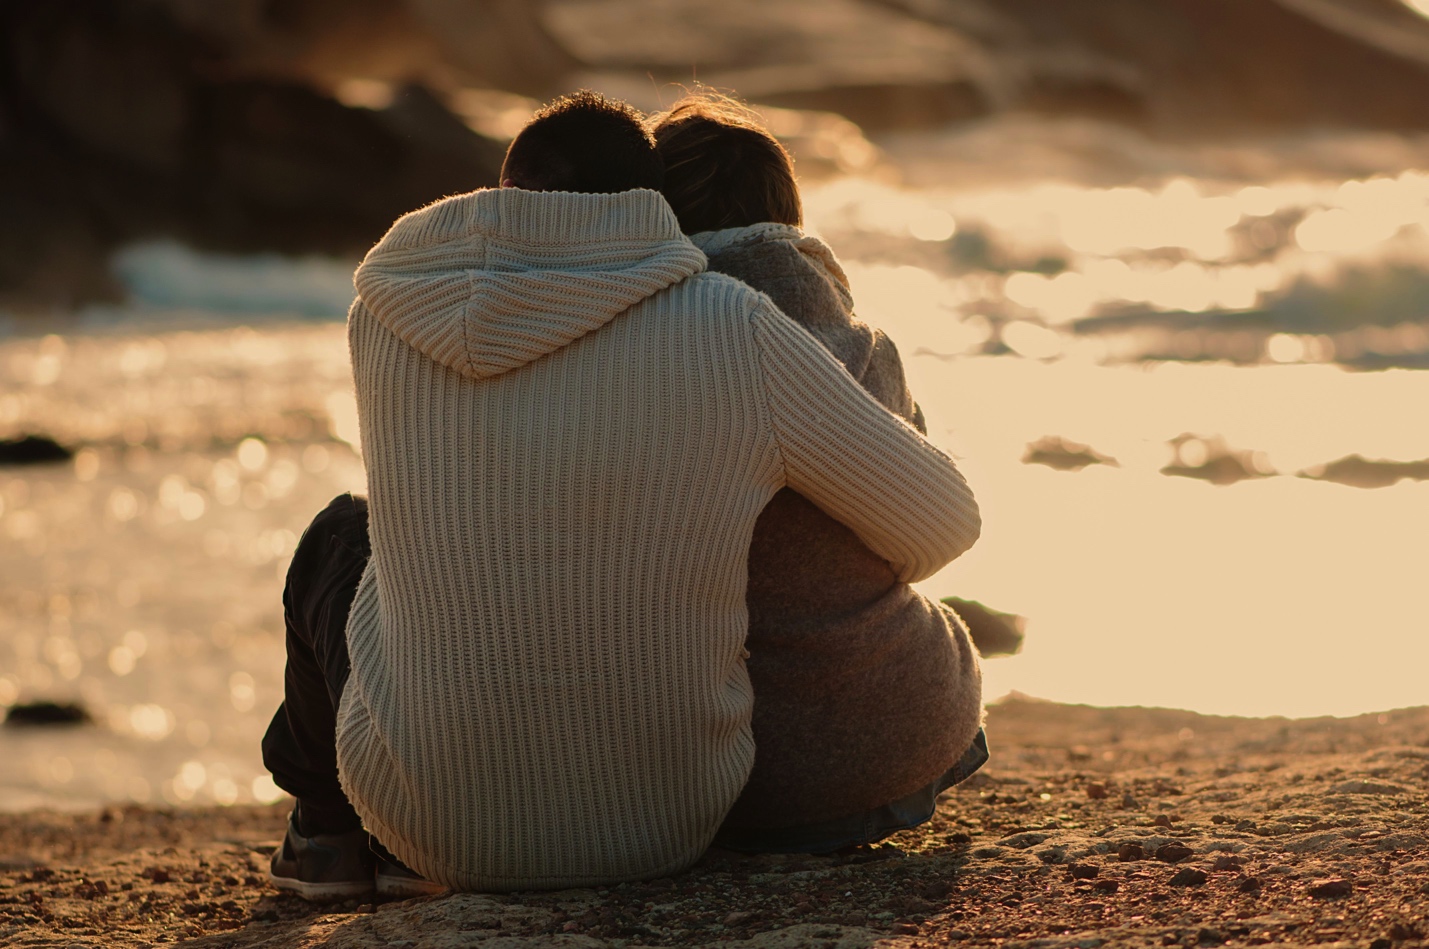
top-left (354, 188), bottom-right (706, 379)
top-left (690, 224), bottom-right (854, 311)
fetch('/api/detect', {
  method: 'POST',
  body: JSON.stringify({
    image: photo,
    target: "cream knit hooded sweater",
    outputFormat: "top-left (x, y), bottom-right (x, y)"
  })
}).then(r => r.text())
top-left (336, 187), bottom-right (980, 891)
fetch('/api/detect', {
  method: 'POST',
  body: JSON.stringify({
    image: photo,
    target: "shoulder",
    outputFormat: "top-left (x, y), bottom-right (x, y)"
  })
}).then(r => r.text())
top-left (642, 269), bottom-right (778, 323)
top-left (706, 240), bottom-right (812, 284)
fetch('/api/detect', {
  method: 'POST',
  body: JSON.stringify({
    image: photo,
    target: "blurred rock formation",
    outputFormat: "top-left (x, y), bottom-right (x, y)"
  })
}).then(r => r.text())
top-left (553, 0), bottom-right (1429, 133)
top-left (7, 0), bottom-right (1429, 308)
top-left (0, 0), bottom-right (508, 310)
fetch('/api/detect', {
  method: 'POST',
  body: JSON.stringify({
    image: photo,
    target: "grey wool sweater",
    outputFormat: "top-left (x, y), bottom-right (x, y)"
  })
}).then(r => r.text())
top-left (337, 191), bottom-right (980, 890)
top-left (693, 224), bottom-right (984, 830)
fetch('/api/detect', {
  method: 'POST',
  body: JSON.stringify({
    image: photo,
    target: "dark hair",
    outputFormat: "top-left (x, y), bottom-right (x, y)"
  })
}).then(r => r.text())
top-left (650, 92), bottom-right (802, 235)
top-left (501, 90), bottom-right (663, 194)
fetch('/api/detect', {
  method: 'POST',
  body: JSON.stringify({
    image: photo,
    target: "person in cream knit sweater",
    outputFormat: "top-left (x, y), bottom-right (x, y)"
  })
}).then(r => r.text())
top-left (261, 91), bottom-right (980, 896)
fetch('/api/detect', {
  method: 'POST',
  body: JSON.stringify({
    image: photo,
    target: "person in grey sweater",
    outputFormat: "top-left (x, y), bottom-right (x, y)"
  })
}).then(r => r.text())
top-left (652, 94), bottom-right (988, 852)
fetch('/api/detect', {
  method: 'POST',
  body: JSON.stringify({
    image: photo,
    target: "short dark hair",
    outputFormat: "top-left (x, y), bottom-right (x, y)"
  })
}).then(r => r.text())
top-left (501, 90), bottom-right (664, 194)
top-left (650, 92), bottom-right (802, 235)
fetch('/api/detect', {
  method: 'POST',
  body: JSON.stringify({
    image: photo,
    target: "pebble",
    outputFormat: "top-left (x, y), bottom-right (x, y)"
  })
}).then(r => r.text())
top-left (722, 911), bottom-right (751, 925)
top-left (1117, 843), bottom-right (1145, 862)
top-left (1092, 879), bottom-right (1120, 893)
top-left (1121, 793), bottom-right (1139, 810)
top-left (1067, 863), bottom-right (1100, 880)
top-left (1086, 783), bottom-right (1109, 800)
top-left (1168, 867), bottom-right (1209, 887)
top-left (1236, 877), bottom-right (1262, 894)
top-left (1155, 843), bottom-right (1193, 863)
top-left (1211, 855), bottom-right (1242, 872)
top-left (1306, 878), bottom-right (1353, 898)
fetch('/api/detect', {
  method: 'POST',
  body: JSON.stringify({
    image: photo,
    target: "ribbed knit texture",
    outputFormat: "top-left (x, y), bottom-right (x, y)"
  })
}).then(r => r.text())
top-left (695, 224), bottom-right (984, 828)
top-left (336, 187), bottom-right (980, 891)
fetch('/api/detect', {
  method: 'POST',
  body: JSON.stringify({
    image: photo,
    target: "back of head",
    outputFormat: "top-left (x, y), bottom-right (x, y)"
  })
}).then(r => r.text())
top-left (650, 92), bottom-right (802, 235)
top-left (502, 90), bottom-right (664, 194)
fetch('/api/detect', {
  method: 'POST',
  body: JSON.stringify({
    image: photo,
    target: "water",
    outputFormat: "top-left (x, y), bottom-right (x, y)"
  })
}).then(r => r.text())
top-left (3, 126), bottom-right (1428, 811)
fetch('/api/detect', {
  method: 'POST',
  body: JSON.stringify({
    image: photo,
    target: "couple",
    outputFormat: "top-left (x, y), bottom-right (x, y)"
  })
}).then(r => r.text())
top-left (262, 90), bottom-right (986, 897)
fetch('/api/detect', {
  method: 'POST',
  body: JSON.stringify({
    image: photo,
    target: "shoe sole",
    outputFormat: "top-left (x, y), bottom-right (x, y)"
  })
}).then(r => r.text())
top-left (376, 874), bottom-right (448, 899)
top-left (268, 868), bottom-right (375, 902)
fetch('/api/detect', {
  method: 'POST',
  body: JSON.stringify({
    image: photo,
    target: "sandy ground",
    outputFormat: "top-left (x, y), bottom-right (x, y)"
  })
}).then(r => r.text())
top-left (2, 698), bottom-right (1427, 949)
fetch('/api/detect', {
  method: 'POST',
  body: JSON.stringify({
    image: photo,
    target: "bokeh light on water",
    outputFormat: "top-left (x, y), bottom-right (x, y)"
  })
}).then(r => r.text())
top-left (2, 148), bottom-right (1428, 809)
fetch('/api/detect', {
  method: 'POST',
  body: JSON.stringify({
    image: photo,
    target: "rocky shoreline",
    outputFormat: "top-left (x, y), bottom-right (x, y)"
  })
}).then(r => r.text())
top-left (3, 699), bottom-right (1426, 948)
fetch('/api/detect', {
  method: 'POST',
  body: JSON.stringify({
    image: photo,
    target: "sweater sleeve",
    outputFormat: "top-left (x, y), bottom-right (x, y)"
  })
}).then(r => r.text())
top-left (748, 299), bottom-right (980, 583)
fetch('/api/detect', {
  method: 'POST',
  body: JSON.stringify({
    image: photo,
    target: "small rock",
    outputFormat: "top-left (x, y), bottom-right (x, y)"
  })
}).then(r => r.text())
top-left (1091, 879), bottom-right (1120, 893)
top-left (1155, 843), bottom-right (1194, 863)
top-left (940, 596), bottom-right (1026, 657)
top-left (1388, 923), bottom-right (1422, 940)
top-left (1085, 783), bottom-right (1109, 800)
top-left (1306, 878), bottom-right (1352, 898)
top-left (4, 701), bottom-right (92, 727)
top-left (1121, 793), bottom-right (1139, 809)
top-left (142, 867), bottom-right (172, 884)
top-left (1067, 863), bottom-right (1099, 880)
top-left (1152, 814), bottom-right (1174, 828)
top-left (1197, 927), bottom-right (1225, 945)
top-left (1329, 780), bottom-right (1406, 795)
top-left (1236, 876), bottom-right (1262, 894)
top-left (893, 923), bottom-right (920, 935)
top-left (73, 879), bottom-right (108, 899)
top-left (1117, 842), bottom-right (1144, 862)
top-left (1234, 820), bottom-right (1257, 833)
top-left (1210, 814), bottom-right (1230, 824)
top-left (0, 435), bottom-right (73, 466)
top-left (1370, 939), bottom-right (1392, 949)
top-left (1000, 831), bottom-right (1053, 849)
top-left (1211, 855), bottom-right (1242, 872)
top-left (722, 911), bottom-right (751, 925)
top-left (1169, 867), bottom-right (1209, 887)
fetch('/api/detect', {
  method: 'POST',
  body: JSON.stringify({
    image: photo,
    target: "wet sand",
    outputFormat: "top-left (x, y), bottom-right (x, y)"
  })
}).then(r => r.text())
top-left (4, 698), bottom-right (1427, 948)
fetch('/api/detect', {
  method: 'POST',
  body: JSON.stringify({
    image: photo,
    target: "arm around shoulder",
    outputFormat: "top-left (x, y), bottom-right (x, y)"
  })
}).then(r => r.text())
top-left (748, 300), bottom-right (980, 583)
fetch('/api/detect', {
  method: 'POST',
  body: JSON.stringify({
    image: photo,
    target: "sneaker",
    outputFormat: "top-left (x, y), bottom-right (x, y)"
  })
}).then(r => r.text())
top-left (268, 813), bottom-right (375, 902)
top-left (371, 837), bottom-right (447, 899)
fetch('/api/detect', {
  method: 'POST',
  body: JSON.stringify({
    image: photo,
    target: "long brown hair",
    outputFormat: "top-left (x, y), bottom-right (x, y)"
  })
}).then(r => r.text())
top-left (649, 92), bottom-right (802, 235)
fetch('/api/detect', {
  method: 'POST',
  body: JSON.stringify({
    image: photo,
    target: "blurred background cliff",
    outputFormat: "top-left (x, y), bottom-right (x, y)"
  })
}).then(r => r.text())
top-left (3, 0), bottom-right (1429, 811)
top-left (9, 0), bottom-right (1429, 310)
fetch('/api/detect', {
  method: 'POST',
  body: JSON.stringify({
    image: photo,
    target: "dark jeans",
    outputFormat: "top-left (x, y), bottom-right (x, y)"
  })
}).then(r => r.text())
top-left (261, 493), bottom-right (371, 835)
top-left (262, 493), bottom-right (990, 850)
top-left (712, 729), bottom-right (988, 854)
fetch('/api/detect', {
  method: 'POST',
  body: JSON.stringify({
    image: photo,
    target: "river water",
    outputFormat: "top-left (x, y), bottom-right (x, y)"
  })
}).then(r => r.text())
top-left (3, 122), bottom-right (1428, 811)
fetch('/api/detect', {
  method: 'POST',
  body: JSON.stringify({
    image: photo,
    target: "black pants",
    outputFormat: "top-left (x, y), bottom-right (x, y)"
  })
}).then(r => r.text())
top-left (261, 493), bottom-right (370, 835)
